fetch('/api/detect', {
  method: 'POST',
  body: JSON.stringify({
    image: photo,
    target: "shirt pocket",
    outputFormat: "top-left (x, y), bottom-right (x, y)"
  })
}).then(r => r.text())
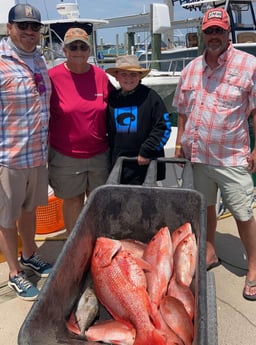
top-left (215, 73), bottom-right (251, 110)
top-left (180, 80), bottom-right (199, 114)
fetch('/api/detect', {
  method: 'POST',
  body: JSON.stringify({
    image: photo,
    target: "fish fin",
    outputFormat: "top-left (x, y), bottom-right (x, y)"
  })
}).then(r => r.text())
top-left (134, 257), bottom-right (153, 271)
top-left (66, 311), bottom-right (81, 336)
top-left (147, 303), bottom-right (162, 329)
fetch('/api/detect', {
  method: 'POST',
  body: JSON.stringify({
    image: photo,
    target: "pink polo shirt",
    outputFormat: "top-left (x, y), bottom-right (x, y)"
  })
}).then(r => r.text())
top-left (173, 44), bottom-right (256, 166)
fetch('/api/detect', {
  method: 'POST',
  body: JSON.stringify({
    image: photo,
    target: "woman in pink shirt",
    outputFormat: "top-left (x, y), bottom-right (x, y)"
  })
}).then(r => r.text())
top-left (48, 27), bottom-right (114, 234)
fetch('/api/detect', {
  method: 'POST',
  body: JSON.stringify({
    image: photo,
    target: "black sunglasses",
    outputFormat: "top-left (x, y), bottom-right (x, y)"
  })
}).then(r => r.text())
top-left (203, 27), bottom-right (227, 35)
top-left (14, 22), bottom-right (42, 32)
top-left (67, 44), bottom-right (89, 51)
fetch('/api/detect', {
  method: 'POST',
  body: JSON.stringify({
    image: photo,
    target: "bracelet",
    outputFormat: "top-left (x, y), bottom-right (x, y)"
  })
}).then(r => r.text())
top-left (175, 145), bottom-right (182, 149)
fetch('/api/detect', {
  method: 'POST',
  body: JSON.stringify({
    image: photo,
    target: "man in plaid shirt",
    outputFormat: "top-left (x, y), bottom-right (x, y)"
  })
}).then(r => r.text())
top-left (0, 4), bottom-right (52, 300)
top-left (173, 7), bottom-right (256, 301)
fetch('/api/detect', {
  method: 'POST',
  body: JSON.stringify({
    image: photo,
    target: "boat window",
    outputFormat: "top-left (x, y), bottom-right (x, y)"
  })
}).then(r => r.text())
top-left (237, 32), bottom-right (256, 42)
top-left (231, 2), bottom-right (255, 30)
top-left (186, 33), bottom-right (198, 48)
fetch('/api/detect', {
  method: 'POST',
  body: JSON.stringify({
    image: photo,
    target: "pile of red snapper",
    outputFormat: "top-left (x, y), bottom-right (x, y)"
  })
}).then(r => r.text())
top-left (68, 222), bottom-right (197, 345)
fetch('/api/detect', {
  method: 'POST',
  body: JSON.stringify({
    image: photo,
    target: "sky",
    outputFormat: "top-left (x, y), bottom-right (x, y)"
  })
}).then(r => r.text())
top-left (19, 0), bottom-right (199, 44)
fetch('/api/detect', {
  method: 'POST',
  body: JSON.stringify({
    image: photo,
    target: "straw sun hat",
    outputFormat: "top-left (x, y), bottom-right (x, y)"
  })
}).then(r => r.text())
top-left (106, 55), bottom-right (150, 79)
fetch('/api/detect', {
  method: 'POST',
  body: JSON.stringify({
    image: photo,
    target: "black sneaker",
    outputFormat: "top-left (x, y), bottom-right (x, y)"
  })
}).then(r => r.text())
top-left (8, 271), bottom-right (39, 301)
top-left (20, 253), bottom-right (52, 277)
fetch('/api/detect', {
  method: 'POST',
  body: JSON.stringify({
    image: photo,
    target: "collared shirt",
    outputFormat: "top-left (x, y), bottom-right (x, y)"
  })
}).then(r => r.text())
top-left (173, 44), bottom-right (256, 166)
top-left (0, 38), bottom-right (51, 169)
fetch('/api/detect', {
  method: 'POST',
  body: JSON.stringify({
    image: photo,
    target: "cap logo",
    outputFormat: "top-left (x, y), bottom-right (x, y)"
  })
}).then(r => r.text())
top-left (208, 10), bottom-right (223, 20)
top-left (24, 6), bottom-right (34, 18)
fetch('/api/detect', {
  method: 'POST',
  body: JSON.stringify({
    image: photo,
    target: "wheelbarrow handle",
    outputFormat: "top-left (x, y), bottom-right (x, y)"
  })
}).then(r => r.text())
top-left (143, 157), bottom-right (194, 189)
top-left (106, 156), bottom-right (138, 185)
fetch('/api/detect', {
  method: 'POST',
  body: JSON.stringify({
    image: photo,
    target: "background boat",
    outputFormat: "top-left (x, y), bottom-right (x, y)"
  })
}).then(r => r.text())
top-left (2, 0), bottom-right (256, 115)
top-left (94, 0), bottom-right (256, 114)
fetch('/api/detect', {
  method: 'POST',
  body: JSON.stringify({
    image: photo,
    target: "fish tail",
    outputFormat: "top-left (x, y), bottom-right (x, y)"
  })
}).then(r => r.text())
top-left (152, 329), bottom-right (168, 345)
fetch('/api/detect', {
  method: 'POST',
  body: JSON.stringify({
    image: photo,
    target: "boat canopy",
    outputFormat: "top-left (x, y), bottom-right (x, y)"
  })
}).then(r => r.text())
top-left (41, 18), bottom-right (108, 65)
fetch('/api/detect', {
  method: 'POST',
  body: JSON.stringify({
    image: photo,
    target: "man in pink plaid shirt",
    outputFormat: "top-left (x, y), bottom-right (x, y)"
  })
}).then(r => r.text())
top-left (173, 7), bottom-right (256, 300)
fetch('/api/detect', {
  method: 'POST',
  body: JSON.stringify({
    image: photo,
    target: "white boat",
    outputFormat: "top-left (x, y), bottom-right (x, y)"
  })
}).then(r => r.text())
top-left (138, 0), bottom-right (256, 68)
top-left (0, 1), bottom-right (109, 61)
top-left (95, 0), bottom-right (256, 113)
top-left (0, 1), bottom-right (178, 114)
top-left (2, 0), bottom-right (256, 114)
top-left (32, 1), bottom-right (178, 113)
top-left (0, 1), bottom-right (193, 114)
top-left (40, 4), bottom-right (108, 67)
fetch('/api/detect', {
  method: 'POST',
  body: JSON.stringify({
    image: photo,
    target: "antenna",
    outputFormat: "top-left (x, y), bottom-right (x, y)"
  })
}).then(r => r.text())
top-left (43, 0), bottom-right (50, 19)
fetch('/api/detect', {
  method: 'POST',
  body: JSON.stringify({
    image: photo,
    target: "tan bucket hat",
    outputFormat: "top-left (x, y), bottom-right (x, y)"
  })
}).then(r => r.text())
top-left (106, 55), bottom-right (150, 79)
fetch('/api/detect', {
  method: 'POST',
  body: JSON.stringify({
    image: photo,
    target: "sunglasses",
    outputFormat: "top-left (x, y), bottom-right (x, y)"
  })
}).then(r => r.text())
top-left (14, 22), bottom-right (42, 32)
top-left (34, 73), bottom-right (46, 95)
top-left (203, 27), bottom-right (227, 35)
top-left (67, 44), bottom-right (89, 51)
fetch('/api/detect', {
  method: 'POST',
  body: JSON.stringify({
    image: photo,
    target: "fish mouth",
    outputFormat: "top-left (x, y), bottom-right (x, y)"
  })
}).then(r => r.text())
top-left (110, 242), bottom-right (123, 259)
top-left (93, 238), bottom-right (123, 267)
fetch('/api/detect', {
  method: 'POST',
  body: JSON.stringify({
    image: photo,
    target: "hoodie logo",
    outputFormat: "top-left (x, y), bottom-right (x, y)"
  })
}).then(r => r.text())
top-left (115, 106), bottom-right (138, 133)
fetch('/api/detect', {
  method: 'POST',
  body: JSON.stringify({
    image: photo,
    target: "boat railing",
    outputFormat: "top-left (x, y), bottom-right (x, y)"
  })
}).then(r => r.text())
top-left (140, 56), bottom-right (195, 75)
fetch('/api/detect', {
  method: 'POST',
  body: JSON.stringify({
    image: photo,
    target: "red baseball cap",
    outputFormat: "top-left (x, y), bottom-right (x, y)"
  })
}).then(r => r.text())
top-left (202, 8), bottom-right (230, 31)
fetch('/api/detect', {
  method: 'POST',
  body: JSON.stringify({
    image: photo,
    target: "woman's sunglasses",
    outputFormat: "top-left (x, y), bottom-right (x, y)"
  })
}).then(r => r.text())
top-left (14, 22), bottom-right (42, 32)
top-left (203, 27), bottom-right (227, 35)
top-left (67, 44), bottom-right (89, 51)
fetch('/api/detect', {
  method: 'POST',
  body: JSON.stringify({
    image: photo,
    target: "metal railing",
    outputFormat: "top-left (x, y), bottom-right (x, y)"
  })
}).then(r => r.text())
top-left (140, 56), bottom-right (195, 74)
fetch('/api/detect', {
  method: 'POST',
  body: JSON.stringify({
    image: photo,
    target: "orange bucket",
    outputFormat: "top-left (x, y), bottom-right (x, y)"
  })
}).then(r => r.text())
top-left (36, 194), bottom-right (65, 234)
top-left (0, 235), bottom-right (23, 263)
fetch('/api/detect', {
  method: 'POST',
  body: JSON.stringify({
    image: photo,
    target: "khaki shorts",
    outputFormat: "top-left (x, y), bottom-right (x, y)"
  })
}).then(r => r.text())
top-left (0, 166), bottom-right (48, 229)
top-left (48, 147), bottom-right (110, 199)
top-left (193, 163), bottom-right (255, 221)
